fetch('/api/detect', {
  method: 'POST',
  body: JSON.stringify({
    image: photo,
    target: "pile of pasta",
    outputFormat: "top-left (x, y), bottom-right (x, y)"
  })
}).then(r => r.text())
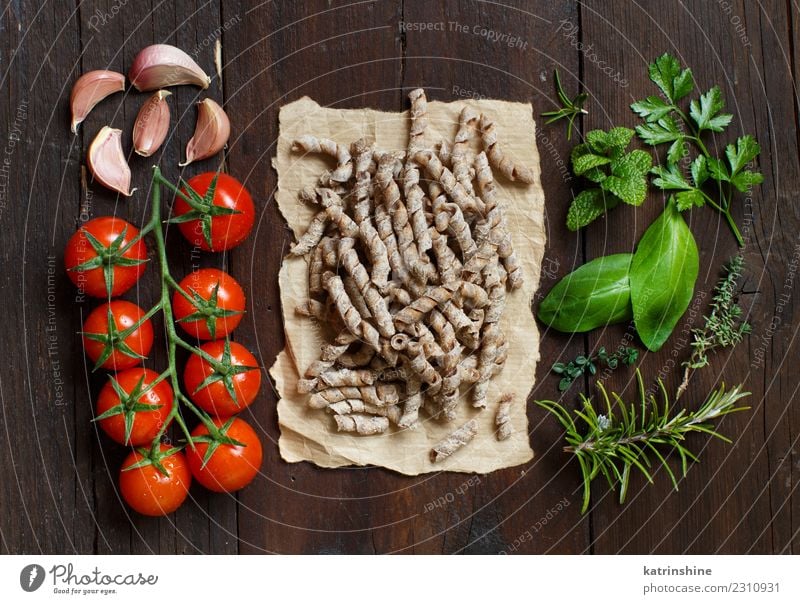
top-left (289, 89), bottom-right (534, 462)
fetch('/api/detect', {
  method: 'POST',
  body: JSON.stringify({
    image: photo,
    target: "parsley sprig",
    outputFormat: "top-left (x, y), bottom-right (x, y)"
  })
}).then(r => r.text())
top-left (632, 54), bottom-right (763, 246)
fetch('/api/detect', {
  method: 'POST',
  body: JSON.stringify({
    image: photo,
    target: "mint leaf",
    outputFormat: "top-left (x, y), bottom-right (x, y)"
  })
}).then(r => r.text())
top-left (630, 96), bottom-right (672, 122)
top-left (603, 174), bottom-right (648, 206)
top-left (573, 153), bottom-right (612, 175)
top-left (636, 116), bottom-right (683, 145)
top-left (605, 127), bottom-right (635, 150)
top-left (725, 135), bottom-right (760, 175)
top-left (613, 149), bottom-right (652, 178)
top-left (649, 53), bottom-right (694, 103)
top-left (567, 189), bottom-right (619, 231)
top-left (585, 130), bottom-right (610, 153)
top-left (690, 155), bottom-right (709, 187)
top-left (651, 163), bottom-right (692, 190)
top-left (689, 86), bottom-right (733, 133)
top-left (730, 170), bottom-right (764, 193)
top-left (675, 189), bottom-right (705, 211)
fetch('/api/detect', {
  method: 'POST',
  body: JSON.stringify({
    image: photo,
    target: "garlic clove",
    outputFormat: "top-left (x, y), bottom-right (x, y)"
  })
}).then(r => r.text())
top-left (129, 44), bottom-right (211, 91)
top-left (87, 126), bottom-right (135, 197)
top-left (70, 70), bottom-right (126, 134)
top-left (132, 90), bottom-right (172, 157)
top-left (180, 98), bottom-right (230, 166)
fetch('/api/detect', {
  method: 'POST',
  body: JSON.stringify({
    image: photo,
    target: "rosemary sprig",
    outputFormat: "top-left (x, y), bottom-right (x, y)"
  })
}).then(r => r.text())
top-left (542, 69), bottom-right (588, 140)
top-left (536, 371), bottom-right (750, 513)
top-left (552, 346), bottom-right (639, 391)
top-left (676, 254), bottom-right (750, 398)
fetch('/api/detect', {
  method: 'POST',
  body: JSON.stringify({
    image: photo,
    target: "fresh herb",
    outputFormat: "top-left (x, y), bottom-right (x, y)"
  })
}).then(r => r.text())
top-left (536, 371), bottom-right (750, 513)
top-left (632, 53), bottom-right (763, 246)
top-left (542, 69), bottom-right (588, 141)
top-left (566, 127), bottom-right (652, 230)
top-left (676, 255), bottom-right (751, 397)
top-left (552, 346), bottom-right (639, 391)
top-left (537, 253), bottom-right (633, 333)
top-left (629, 198), bottom-right (699, 351)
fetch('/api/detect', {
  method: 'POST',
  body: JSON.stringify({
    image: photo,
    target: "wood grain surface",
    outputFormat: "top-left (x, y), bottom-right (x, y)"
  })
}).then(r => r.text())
top-left (0, 0), bottom-right (797, 554)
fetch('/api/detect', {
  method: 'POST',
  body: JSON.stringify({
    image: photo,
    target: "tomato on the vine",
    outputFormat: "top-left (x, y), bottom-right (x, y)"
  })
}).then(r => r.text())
top-left (96, 368), bottom-right (173, 446)
top-left (82, 300), bottom-right (154, 371)
top-left (183, 340), bottom-right (261, 417)
top-left (186, 417), bottom-right (262, 493)
top-left (173, 173), bottom-right (255, 252)
top-left (119, 445), bottom-right (191, 516)
top-left (173, 268), bottom-right (245, 340)
top-left (65, 216), bottom-right (148, 298)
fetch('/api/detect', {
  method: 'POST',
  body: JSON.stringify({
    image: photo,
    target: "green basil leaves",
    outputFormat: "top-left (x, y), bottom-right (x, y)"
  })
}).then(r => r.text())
top-left (537, 254), bottom-right (633, 333)
top-left (629, 199), bottom-right (699, 351)
top-left (537, 199), bottom-right (699, 351)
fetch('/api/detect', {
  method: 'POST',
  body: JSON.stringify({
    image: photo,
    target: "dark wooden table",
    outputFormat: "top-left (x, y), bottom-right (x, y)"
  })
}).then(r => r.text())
top-left (1, 0), bottom-right (797, 554)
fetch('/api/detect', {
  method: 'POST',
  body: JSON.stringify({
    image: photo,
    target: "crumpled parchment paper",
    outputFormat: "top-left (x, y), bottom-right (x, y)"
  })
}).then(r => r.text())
top-left (270, 96), bottom-right (545, 475)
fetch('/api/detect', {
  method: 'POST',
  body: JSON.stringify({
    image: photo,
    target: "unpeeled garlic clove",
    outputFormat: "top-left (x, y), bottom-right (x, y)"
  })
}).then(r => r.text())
top-left (129, 44), bottom-right (211, 91)
top-left (133, 90), bottom-right (171, 157)
top-left (180, 98), bottom-right (230, 166)
top-left (70, 70), bottom-right (125, 134)
top-left (87, 126), bottom-right (135, 197)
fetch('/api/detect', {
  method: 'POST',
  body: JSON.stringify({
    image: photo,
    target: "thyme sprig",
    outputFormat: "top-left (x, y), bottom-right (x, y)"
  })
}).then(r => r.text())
top-left (552, 346), bottom-right (639, 391)
top-left (676, 254), bottom-right (750, 398)
top-left (536, 371), bottom-right (750, 513)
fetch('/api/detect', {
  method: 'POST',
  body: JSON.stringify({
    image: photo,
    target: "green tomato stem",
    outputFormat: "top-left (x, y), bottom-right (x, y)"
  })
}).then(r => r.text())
top-left (146, 167), bottom-right (218, 450)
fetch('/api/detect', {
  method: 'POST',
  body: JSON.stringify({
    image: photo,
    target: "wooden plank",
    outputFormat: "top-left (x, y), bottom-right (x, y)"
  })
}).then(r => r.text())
top-left (222, 0), bottom-right (405, 555)
top-left (68, 0), bottom-right (228, 554)
top-left (0, 0), bottom-right (87, 555)
top-left (400, 0), bottom-right (589, 554)
top-left (579, 0), bottom-right (796, 554)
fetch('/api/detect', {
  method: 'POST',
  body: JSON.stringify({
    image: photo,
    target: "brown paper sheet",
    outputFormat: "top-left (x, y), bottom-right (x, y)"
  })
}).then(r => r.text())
top-left (269, 96), bottom-right (546, 475)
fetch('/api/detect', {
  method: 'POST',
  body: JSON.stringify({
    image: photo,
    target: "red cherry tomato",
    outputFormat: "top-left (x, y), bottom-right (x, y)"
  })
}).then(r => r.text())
top-left (96, 368), bottom-right (173, 446)
top-left (64, 217), bottom-right (147, 298)
top-left (174, 173), bottom-right (255, 252)
top-left (82, 300), bottom-right (154, 371)
top-left (119, 445), bottom-right (191, 516)
top-left (186, 417), bottom-right (262, 493)
top-left (173, 268), bottom-right (245, 340)
top-left (183, 340), bottom-right (261, 418)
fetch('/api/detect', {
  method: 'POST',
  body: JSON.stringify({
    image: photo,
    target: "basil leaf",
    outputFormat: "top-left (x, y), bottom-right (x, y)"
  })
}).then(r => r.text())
top-left (629, 200), bottom-right (699, 351)
top-left (538, 254), bottom-right (634, 333)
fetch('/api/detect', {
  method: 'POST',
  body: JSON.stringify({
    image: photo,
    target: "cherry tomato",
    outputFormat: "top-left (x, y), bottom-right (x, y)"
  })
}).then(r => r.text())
top-left (96, 368), bottom-right (173, 446)
top-left (183, 340), bottom-right (261, 418)
top-left (174, 173), bottom-right (255, 252)
top-left (119, 445), bottom-right (191, 516)
top-left (173, 268), bottom-right (245, 340)
top-left (82, 300), bottom-right (154, 371)
top-left (186, 417), bottom-right (262, 493)
top-left (64, 216), bottom-right (148, 298)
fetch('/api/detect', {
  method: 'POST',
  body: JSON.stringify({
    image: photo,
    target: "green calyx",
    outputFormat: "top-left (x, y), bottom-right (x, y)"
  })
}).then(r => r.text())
top-left (69, 226), bottom-right (148, 297)
top-left (123, 441), bottom-right (184, 477)
top-left (81, 305), bottom-right (156, 371)
top-left (175, 282), bottom-right (242, 340)
top-left (162, 172), bottom-right (240, 249)
top-left (192, 339), bottom-right (257, 407)
top-left (93, 372), bottom-right (164, 445)
top-left (188, 417), bottom-right (246, 469)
